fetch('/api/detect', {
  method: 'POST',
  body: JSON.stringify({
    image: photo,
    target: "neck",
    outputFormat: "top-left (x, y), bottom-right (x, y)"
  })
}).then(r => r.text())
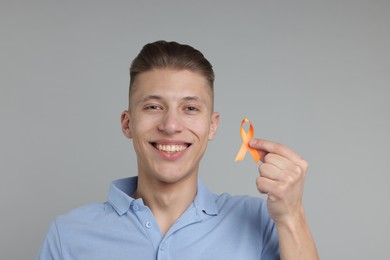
top-left (134, 174), bottom-right (198, 235)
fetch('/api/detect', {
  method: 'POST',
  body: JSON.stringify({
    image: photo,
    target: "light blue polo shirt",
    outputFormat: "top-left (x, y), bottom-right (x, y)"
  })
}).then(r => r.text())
top-left (37, 177), bottom-right (280, 259)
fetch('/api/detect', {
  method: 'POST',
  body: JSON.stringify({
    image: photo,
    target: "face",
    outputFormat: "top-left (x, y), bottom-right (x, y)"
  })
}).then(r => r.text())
top-left (121, 69), bottom-right (219, 185)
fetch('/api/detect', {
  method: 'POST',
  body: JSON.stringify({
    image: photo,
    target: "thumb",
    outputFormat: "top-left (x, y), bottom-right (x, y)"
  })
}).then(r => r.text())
top-left (249, 138), bottom-right (258, 147)
top-left (249, 138), bottom-right (267, 162)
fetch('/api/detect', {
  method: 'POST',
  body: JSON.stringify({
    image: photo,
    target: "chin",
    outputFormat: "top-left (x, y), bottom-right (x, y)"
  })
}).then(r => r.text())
top-left (153, 169), bottom-right (196, 185)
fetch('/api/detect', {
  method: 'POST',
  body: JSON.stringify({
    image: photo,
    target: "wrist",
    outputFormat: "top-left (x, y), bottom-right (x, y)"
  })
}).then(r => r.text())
top-left (274, 206), bottom-right (319, 260)
top-left (274, 206), bottom-right (306, 230)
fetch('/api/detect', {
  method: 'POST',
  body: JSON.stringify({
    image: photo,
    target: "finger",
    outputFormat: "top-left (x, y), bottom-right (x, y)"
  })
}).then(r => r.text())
top-left (256, 150), bottom-right (268, 162)
top-left (263, 153), bottom-right (296, 171)
top-left (249, 138), bottom-right (303, 162)
top-left (258, 162), bottom-right (284, 181)
top-left (256, 176), bottom-right (276, 195)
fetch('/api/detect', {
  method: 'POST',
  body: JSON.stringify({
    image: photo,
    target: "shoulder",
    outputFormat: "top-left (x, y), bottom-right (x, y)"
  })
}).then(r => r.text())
top-left (58, 202), bottom-right (106, 218)
top-left (53, 202), bottom-right (113, 229)
top-left (46, 202), bottom-right (122, 244)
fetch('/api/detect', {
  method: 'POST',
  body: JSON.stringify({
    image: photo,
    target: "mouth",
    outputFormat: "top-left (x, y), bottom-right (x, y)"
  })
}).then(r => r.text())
top-left (151, 142), bottom-right (191, 153)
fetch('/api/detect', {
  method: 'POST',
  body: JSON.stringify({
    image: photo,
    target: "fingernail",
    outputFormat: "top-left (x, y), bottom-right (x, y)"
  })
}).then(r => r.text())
top-left (249, 139), bottom-right (257, 146)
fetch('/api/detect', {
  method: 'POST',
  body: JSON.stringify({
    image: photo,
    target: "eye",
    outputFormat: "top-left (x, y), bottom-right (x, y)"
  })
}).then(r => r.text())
top-left (184, 106), bottom-right (199, 112)
top-left (144, 105), bottom-right (162, 110)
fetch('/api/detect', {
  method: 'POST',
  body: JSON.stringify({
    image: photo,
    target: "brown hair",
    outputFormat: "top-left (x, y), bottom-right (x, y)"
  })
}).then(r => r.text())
top-left (129, 40), bottom-right (214, 103)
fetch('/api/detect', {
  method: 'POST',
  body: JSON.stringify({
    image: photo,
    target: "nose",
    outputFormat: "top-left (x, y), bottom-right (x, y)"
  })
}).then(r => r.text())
top-left (157, 109), bottom-right (184, 135)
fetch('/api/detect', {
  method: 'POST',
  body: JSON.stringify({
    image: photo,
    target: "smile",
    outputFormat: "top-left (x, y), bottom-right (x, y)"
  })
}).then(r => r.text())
top-left (152, 143), bottom-right (190, 153)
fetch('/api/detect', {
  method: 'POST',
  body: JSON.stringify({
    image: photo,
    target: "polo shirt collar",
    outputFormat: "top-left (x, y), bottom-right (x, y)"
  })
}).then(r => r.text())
top-left (194, 178), bottom-right (219, 216)
top-left (108, 177), bottom-right (137, 216)
top-left (108, 176), bottom-right (219, 216)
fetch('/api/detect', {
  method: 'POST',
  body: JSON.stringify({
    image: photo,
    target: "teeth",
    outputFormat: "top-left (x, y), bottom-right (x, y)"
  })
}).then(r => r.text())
top-left (155, 144), bottom-right (188, 153)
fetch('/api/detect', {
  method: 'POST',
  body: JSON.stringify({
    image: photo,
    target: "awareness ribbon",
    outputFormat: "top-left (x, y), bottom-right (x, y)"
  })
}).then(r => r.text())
top-left (234, 118), bottom-right (260, 163)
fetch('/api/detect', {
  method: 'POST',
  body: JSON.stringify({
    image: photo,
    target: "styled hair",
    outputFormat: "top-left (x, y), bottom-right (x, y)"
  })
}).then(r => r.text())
top-left (129, 40), bottom-right (214, 103)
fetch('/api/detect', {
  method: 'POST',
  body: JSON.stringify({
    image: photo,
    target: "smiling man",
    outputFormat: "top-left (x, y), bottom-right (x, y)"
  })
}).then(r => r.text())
top-left (38, 41), bottom-right (319, 260)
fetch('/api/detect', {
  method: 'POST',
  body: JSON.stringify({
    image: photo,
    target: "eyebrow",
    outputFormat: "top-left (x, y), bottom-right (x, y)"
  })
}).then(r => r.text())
top-left (182, 96), bottom-right (202, 102)
top-left (140, 95), bottom-right (205, 104)
top-left (141, 95), bottom-right (162, 102)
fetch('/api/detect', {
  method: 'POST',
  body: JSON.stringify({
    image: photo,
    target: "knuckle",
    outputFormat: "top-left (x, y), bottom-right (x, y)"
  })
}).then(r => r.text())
top-left (264, 153), bottom-right (277, 163)
top-left (256, 178), bottom-right (266, 192)
top-left (301, 160), bottom-right (309, 170)
top-left (258, 139), bottom-right (266, 146)
top-left (297, 158), bottom-right (308, 168)
top-left (256, 176), bottom-right (262, 186)
top-left (285, 173), bottom-right (296, 185)
top-left (258, 163), bottom-right (265, 172)
top-left (259, 163), bottom-right (269, 173)
top-left (293, 165), bottom-right (302, 175)
top-left (275, 142), bottom-right (286, 154)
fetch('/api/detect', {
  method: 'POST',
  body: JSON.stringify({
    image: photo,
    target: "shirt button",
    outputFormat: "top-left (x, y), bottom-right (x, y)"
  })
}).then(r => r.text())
top-left (133, 204), bottom-right (139, 211)
top-left (145, 221), bottom-right (152, 229)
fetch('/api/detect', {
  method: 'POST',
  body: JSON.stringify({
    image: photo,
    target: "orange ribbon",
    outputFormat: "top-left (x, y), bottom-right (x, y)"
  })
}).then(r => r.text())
top-left (235, 118), bottom-right (260, 163)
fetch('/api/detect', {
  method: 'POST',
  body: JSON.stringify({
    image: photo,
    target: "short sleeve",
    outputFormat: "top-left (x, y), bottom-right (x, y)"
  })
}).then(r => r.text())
top-left (36, 221), bottom-right (62, 260)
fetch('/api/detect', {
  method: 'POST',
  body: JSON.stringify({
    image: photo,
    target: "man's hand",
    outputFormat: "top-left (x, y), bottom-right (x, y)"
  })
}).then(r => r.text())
top-left (249, 138), bottom-right (319, 260)
top-left (249, 138), bottom-right (307, 224)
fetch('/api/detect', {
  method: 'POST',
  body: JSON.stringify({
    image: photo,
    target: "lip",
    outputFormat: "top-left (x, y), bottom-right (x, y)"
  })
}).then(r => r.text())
top-left (149, 139), bottom-right (192, 161)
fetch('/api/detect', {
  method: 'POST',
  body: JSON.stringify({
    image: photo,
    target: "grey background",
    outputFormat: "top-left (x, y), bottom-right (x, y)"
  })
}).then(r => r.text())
top-left (1, 1), bottom-right (389, 259)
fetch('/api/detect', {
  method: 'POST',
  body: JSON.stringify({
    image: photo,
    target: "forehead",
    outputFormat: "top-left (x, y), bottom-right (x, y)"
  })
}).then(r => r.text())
top-left (130, 69), bottom-right (213, 103)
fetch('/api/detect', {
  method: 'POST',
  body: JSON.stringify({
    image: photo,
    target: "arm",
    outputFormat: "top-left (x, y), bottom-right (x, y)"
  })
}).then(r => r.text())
top-left (249, 138), bottom-right (319, 260)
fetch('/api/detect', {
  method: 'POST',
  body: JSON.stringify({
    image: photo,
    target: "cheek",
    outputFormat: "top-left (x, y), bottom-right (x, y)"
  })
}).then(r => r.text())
top-left (130, 114), bottom-right (155, 133)
top-left (188, 120), bottom-right (212, 140)
top-left (129, 122), bottom-right (149, 150)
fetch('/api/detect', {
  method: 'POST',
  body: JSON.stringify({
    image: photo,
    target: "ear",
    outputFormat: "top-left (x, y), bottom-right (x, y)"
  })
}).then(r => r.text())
top-left (208, 112), bottom-right (220, 141)
top-left (121, 110), bottom-right (132, 139)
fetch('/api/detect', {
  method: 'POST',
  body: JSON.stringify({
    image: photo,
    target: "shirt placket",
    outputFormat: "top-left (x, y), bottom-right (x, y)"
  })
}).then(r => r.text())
top-left (156, 204), bottom-right (202, 260)
top-left (131, 200), bottom-right (164, 253)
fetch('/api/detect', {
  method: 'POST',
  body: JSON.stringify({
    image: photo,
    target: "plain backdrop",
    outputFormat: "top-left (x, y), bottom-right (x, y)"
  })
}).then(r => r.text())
top-left (1, 1), bottom-right (389, 259)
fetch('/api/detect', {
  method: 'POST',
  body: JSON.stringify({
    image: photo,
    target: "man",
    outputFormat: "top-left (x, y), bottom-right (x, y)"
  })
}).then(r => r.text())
top-left (38, 41), bottom-right (319, 259)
